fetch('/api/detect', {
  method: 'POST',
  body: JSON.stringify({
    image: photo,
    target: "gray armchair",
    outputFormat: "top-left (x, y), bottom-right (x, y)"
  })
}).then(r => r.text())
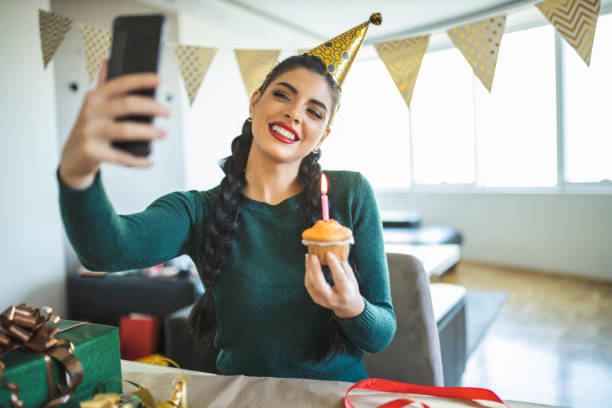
top-left (364, 253), bottom-right (444, 386)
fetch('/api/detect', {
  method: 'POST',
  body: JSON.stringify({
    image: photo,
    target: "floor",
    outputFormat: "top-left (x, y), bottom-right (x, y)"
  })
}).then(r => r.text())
top-left (440, 261), bottom-right (612, 408)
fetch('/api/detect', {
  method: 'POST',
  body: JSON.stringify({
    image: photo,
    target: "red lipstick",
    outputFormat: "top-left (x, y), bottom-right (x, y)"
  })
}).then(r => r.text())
top-left (268, 122), bottom-right (299, 144)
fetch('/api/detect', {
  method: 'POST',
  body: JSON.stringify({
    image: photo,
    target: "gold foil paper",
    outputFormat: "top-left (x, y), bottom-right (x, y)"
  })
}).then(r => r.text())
top-left (38, 9), bottom-right (72, 69)
top-left (235, 49), bottom-right (281, 96)
top-left (80, 24), bottom-right (112, 85)
top-left (447, 14), bottom-right (507, 92)
top-left (536, 0), bottom-right (600, 65)
top-left (374, 35), bottom-right (430, 109)
top-left (175, 45), bottom-right (217, 105)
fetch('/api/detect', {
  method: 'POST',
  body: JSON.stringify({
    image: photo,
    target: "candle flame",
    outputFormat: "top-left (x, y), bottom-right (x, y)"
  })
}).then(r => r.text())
top-left (320, 173), bottom-right (328, 194)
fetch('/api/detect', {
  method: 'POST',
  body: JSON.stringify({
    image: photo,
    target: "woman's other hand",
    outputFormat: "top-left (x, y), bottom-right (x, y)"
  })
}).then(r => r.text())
top-left (58, 59), bottom-right (170, 189)
top-left (305, 252), bottom-right (365, 318)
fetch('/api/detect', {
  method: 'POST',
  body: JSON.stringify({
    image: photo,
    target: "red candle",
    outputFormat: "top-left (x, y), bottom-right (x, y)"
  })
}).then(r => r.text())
top-left (321, 173), bottom-right (329, 221)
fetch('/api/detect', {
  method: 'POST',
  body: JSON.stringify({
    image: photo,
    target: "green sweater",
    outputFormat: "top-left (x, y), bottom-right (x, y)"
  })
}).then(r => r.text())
top-left (58, 170), bottom-right (396, 382)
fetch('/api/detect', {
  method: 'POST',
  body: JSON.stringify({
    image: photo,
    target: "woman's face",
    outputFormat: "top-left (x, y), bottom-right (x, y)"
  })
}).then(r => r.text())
top-left (249, 67), bottom-right (333, 166)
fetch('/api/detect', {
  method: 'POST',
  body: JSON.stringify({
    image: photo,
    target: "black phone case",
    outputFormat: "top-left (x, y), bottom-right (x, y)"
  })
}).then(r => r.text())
top-left (107, 14), bottom-right (166, 157)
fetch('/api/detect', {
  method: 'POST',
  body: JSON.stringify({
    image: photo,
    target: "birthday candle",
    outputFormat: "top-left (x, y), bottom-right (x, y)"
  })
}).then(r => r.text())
top-left (321, 173), bottom-right (329, 221)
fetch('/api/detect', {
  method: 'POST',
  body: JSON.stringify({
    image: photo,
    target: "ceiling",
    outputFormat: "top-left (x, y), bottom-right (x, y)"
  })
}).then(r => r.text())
top-left (138, 0), bottom-right (611, 48)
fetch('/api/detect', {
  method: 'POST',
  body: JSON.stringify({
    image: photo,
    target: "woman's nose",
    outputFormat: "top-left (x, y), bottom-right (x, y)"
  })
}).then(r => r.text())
top-left (284, 109), bottom-right (300, 124)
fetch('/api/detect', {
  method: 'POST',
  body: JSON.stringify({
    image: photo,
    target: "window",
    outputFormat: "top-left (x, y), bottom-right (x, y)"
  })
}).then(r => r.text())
top-left (324, 58), bottom-right (411, 189)
top-left (475, 25), bottom-right (557, 187)
top-left (563, 12), bottom-right (612, 184)
top-left (324, 13), bottom-right (611, 191)
top-left (410, 47), bottom-right (476, 184)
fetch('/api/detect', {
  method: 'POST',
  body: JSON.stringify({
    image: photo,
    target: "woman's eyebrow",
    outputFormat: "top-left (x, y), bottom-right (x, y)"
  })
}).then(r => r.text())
top-left (276, 82), bottom-right (329, 113)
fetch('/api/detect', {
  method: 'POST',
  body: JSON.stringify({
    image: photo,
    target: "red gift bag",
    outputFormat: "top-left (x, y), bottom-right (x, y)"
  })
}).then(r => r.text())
top-left (345, 379), bottom-right (511, 408)
top-left (119, 313), bottom-right (161, 360)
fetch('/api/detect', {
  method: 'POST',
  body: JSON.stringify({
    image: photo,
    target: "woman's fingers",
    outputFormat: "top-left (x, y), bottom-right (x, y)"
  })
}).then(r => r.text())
top-left (105, 95), bottom-right (170, 119)
top-left (305, 255), bottom-right (333, 300)
top-left (102, 145), bottom-right (153, 167)
top-left (326, 253), bottom-right (351, 296)
top-left (102, 122), bottom-right (167, 141)
top-left (99, 72), bottom-right (161, 98)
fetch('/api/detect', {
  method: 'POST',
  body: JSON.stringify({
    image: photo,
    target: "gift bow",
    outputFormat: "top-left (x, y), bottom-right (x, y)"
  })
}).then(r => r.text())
top-left (83, 376), bottom-right (188, 408)
top-left (0, 304), bottom-right (85, 407)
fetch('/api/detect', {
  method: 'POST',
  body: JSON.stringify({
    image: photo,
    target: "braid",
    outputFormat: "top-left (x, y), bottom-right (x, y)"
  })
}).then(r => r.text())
top-left (298, 150), bottom-right (322, 226)
top-left (189, 119), bottom-right (253, 348)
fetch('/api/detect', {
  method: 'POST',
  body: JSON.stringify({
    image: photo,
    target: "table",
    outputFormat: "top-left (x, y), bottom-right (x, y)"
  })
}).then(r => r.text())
top-left (385, 244), bottom-right (461, 279)
top-left (121, 360), bottom-right (562, 408)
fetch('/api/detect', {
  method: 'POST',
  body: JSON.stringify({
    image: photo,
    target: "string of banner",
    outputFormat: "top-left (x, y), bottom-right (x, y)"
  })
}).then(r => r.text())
top-left (39, 0), bottom-right (600, 107)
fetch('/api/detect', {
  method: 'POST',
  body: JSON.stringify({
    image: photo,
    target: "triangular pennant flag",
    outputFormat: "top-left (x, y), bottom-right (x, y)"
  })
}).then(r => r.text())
top-left (536, 0), bottom-right (600, 66)
top-left (234, 50), bottom-right (280, 96)
top-left (38, 9), bottom-right (72, 69)
top-left (175, 45), bottom-right (217, 105)
top-left (374, 35), bottom-right (430, 109)
top-left (448, 14), bottom-right (507, 92)
top-left (80, 24), bottom-right (111, 84)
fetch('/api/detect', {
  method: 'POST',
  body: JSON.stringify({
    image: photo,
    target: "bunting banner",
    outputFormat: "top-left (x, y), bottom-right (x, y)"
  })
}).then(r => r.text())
top-left (235, 49), bottom-right (280, 96)
top-left (38, 9), bottom-right (72, 69)
top-left (448, 14), bottom-right (507, 92)
top-left (374, 35), bottom-right (430, 109)
top-left (175, 45), bottom-right (217, 105)
top-left (80, 24), bottom-right (112, 84)
top-left (536, 0), bottom-right (600, 66)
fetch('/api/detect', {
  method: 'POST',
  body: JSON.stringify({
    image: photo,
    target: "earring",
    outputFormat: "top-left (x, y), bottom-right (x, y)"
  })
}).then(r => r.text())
top-left (247, 113), bottom-right (253, 123)
top-left (312, 147), bottom-right (321, 154)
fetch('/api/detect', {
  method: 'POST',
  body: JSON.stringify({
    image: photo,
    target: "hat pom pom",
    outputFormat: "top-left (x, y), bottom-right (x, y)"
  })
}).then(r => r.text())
top-left (370, 13), bottom-right (382, 25)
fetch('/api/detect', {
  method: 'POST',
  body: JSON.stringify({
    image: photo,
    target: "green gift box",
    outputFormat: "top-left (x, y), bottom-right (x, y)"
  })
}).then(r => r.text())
top-left (0, 320), bottom-right (122, 407)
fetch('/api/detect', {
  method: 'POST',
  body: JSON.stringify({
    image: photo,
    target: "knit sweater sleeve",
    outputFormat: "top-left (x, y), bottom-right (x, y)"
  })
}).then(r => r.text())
top-left (58, 170), bottom-right (203, 272)
top-left (333, 173), bottom-right (396, 353)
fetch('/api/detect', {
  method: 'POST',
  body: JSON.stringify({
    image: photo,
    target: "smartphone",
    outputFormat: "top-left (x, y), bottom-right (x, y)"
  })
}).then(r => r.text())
top-left (107, 14), bottom-right (166, 157)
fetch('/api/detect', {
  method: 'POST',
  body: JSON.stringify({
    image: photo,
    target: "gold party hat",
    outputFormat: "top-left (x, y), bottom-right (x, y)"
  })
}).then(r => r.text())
top-left (305, 13), bottom-right (382, 87)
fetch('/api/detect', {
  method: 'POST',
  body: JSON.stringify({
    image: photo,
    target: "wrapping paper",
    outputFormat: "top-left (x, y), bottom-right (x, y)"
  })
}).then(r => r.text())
top-left (0, 320), bottom-right (121, 407)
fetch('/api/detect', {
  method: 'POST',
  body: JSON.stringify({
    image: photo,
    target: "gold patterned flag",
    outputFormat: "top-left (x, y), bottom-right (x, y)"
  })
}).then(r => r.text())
top-left (80, 24), bottom-right (111, 84)
top-left (536, 0), bottom-right (600, 65)
top-left (175, 45), bottom-right (217, 105)
top-left (235, 50), bottom-right (281, 96)
top-left (448, 14), bottom-right (507, 92)
top-left (38, 9), bottom-right (72, 69)
top-left (374, 35), bottom-right (429, 109)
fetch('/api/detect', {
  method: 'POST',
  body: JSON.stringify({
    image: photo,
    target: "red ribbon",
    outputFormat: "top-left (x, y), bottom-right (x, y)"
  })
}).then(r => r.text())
top-left (345, 378), bottom-right (511, 408)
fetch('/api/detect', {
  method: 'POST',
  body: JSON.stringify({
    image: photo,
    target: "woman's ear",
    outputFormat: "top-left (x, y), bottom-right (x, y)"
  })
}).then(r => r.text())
top-left (249, 89), bottom-right (262, 115)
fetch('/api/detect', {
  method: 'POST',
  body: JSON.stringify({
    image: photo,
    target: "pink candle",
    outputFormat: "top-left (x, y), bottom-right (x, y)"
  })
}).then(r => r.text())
top-left (321, 174), bottom-right (329, 221)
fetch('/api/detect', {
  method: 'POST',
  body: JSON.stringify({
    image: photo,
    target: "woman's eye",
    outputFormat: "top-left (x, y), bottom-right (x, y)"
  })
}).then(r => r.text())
top-left (308, 108), bottom-right (323, 120)
top-left (273, 91), bottom-right (289, 100)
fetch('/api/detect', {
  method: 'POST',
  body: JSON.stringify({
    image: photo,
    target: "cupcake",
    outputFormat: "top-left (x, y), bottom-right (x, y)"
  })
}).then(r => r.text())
top-left (301, 219), bottom-right (354, 265)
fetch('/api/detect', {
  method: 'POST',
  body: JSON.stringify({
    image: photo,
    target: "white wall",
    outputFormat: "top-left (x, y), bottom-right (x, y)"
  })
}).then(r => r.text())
top-left (0, 0), bottom-right (67, 313)
top-left (50, 0), bottom-right (185, 273)
top-left (377, 191), bottom-right (612, 281)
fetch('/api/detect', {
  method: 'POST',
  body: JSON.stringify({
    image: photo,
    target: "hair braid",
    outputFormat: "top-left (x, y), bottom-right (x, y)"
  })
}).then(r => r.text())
top-left (189, 119), bottom-right (252, 348)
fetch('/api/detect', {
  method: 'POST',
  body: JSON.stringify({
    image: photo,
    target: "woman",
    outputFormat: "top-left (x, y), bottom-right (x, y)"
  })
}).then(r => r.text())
top-left (58, 53), bottom-right (396, 382)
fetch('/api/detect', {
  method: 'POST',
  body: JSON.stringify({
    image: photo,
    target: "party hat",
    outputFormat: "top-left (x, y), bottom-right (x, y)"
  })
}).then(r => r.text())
top-left (305, 13), bottom-right (382, 87)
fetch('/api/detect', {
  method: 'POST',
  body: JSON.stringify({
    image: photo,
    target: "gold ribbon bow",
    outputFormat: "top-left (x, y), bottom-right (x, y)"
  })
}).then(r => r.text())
top-left (0, 304), bottom-right (85, 407)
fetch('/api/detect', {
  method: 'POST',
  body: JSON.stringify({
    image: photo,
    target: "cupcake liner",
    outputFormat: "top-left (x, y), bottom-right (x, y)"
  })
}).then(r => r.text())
top-left (307, 243), bottom-right (350, 265)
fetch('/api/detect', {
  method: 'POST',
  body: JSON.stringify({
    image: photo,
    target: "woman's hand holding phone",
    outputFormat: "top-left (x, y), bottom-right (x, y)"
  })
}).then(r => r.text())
top-left (58, 59), bottom-right (170, 190)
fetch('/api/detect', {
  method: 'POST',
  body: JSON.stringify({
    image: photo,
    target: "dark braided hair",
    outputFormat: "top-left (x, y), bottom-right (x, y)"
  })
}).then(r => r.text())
top-left (189, 54), bottom-right (350, 365)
